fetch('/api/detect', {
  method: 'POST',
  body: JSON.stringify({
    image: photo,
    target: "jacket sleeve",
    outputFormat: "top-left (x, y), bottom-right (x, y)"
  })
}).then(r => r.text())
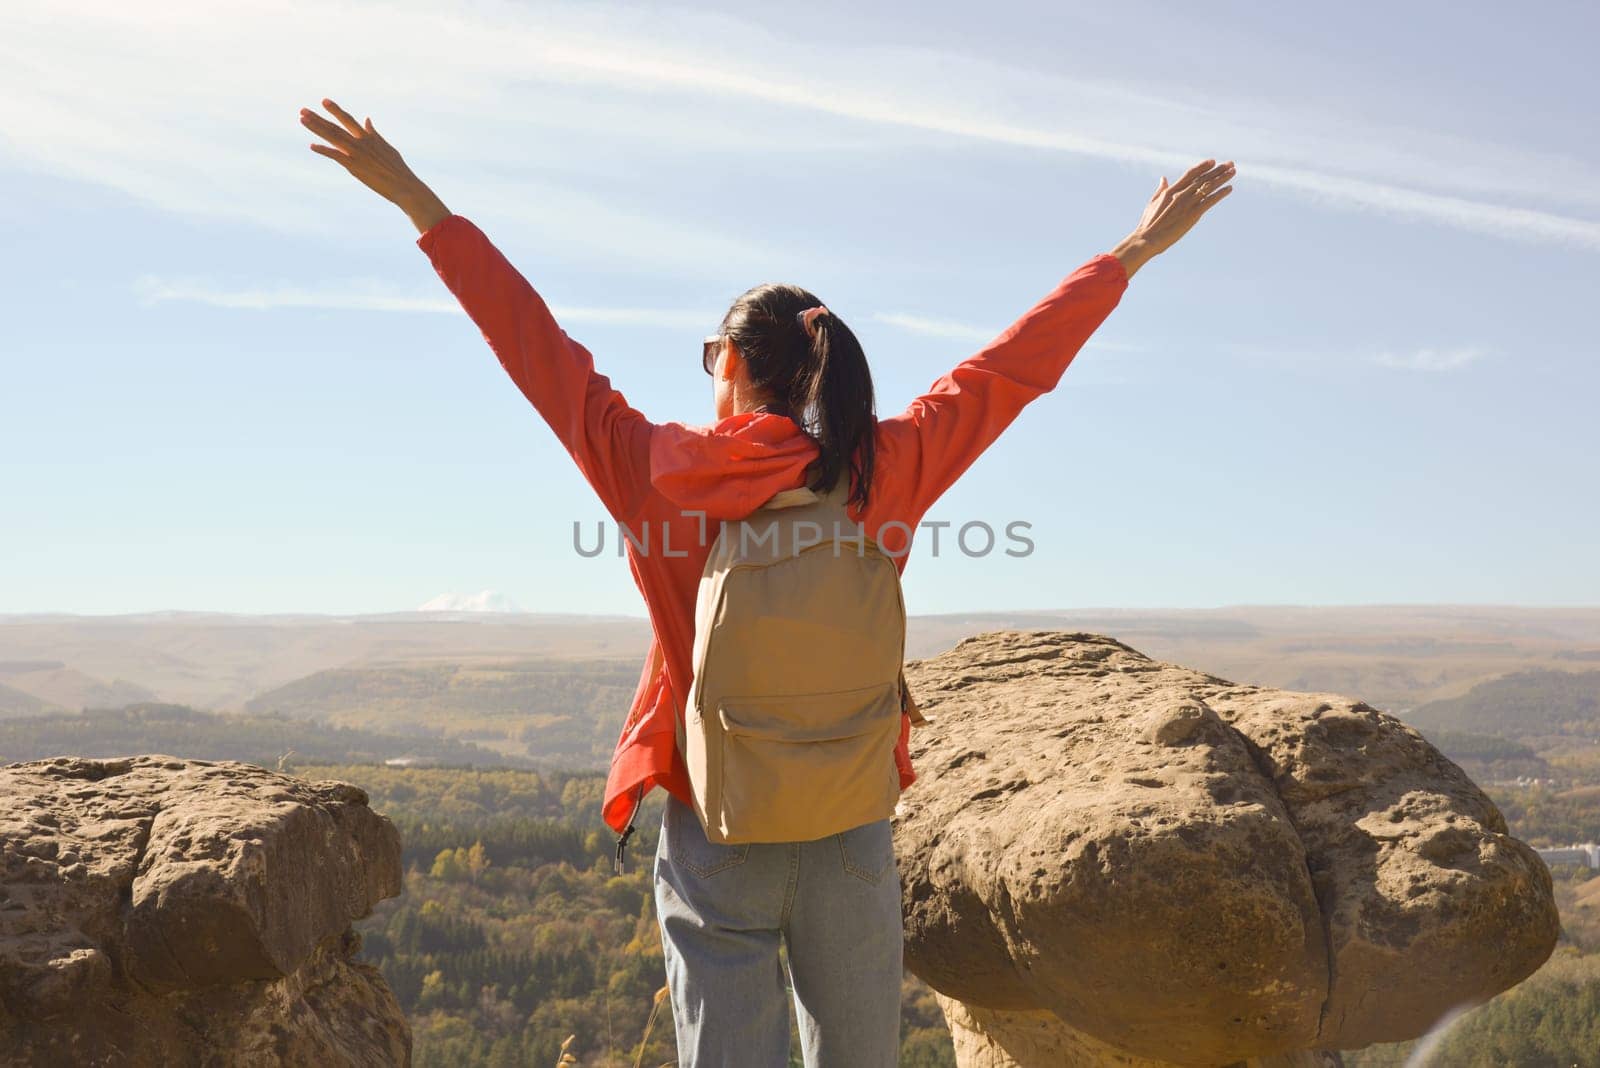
top-left (417, 214), bottom-right (656, 521)
top-left (872, 252), bottom-right (1129, 523)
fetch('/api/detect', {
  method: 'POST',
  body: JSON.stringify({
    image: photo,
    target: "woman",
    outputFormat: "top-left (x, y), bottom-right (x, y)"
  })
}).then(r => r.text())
top-left (301, 97), bottom-right (1233, 1067)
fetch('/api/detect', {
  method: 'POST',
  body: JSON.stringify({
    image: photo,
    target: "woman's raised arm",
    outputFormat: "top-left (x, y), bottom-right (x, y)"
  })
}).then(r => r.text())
top-left (871, 157), bottom-right (1235, 525)
top-left (300, 99), bottom-right (655, 522)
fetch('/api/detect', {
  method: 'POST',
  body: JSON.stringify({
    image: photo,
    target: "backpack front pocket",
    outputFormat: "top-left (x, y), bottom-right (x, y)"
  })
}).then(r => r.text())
top-left (709, 681), bottom-right (902, 843)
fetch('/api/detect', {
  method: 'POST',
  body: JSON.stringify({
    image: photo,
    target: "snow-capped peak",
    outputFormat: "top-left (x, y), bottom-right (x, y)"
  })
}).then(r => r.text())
top-left (416, 590), bottom-right (523, 613)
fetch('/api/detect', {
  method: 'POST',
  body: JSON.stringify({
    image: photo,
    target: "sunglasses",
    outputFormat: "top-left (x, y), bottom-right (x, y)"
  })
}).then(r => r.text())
top-left (702, 334), bottom-right (722, 376)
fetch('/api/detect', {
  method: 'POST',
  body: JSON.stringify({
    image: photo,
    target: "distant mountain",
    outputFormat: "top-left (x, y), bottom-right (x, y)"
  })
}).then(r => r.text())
top-left (416, 590), bottom-right (524, 613)
top-left (244, 658), bottom-right (641, 768)
top-left (0, 615), bottom-right (654, 711)
top-left (0, 681), bottom-right (59, 719)
top-left (0, 664), bottom-right (157, 714)
top-left (1422, 728), bottom-right (1554, 781)
top-left (1404, 669), bottom-right (1600, 738)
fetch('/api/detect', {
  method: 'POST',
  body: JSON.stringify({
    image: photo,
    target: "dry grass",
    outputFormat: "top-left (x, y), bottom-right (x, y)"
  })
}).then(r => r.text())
top-left (552, 984), bottom-right (674, 1068)
top-left (633, 984), bottom-right (672, 1068)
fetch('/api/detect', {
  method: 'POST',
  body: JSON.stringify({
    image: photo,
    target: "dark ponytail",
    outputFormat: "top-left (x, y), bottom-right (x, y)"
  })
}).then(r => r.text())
top-left (720, 284), bottom-right (877, 510)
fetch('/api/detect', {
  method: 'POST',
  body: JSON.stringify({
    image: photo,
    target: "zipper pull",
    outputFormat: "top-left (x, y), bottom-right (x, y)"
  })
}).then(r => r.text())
top-left (612, 782), bottom-right (648, 875)
top-left (614, 824), bottom-right (636, 874)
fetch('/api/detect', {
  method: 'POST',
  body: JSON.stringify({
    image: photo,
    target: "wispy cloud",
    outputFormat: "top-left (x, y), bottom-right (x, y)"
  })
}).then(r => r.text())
top-left (1369, 347), bottom-right (1487, 372)
top-left (2, 0), bottom-right (1597, 262)
top-left (1218, 340), bottom-right (1489, 373)
top-left (871, 313), bottom-right (996, 344)
top-left (512, 34), bottom-right (1600, 248)
top-left (871, 312), bottom-right (1146, 353)
top-left (134, 278), bottom-right (457, 314)
top-left (133, 276), bottom-right (708, 328)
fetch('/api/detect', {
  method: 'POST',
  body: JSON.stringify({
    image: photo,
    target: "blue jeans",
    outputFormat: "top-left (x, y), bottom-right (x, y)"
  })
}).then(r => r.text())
top-left (653, 791), bottom-right (903, 1067)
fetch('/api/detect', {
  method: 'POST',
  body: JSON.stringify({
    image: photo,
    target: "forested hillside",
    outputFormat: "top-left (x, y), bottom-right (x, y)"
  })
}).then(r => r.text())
top-left (247, 659), bottom-right (640, 766)
top-left (0, 703), bottom-right (522, 768)
top-left (1406, 669), bottom-right (1600, 738)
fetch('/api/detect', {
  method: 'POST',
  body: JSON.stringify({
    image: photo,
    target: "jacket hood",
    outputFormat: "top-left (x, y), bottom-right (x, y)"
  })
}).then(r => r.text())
top-left (649, 411), bottom-right (820, 519)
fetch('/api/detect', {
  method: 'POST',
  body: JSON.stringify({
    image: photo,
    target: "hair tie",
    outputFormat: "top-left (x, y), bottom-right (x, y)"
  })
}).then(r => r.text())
top-left (797, 305), bottom-right (831, 340)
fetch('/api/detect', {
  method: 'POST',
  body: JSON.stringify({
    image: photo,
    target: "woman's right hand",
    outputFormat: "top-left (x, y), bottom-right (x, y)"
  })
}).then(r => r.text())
top-left (1111, 158), bottom-right (1235, 279)
top-left (300, 97), bottom-right (451, 234)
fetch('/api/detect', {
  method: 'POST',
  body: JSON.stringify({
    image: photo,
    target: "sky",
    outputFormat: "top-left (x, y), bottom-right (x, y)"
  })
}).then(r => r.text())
top-left (2, 0), bottom-right (1596, 616)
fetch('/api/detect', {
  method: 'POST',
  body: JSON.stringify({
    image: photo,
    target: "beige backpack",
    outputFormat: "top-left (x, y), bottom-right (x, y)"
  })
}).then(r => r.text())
top-left (679, 477), bottom-right (908, 844)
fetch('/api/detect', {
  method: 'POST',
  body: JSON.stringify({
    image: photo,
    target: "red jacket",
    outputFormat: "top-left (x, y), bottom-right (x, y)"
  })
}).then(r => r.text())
top-left (417, 214), bottom-right (1129, 853)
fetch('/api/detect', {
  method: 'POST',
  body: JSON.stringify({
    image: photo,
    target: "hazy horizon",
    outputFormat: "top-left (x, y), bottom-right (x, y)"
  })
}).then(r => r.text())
top-left (7, 600), bottom-right (1600, 622)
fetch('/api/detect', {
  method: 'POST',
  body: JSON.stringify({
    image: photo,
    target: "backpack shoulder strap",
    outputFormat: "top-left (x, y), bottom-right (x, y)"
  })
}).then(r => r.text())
top-left (759, 486), bottom-right (822, 511)
top-left (761, 473), bottom-right (851, 512)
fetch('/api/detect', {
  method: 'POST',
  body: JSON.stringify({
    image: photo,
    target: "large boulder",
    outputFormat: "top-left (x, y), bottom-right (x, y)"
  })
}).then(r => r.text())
top-left (0, 756), bottom-right (409, 1066)
top-left (894, 631), bottom-right (1558, 1068)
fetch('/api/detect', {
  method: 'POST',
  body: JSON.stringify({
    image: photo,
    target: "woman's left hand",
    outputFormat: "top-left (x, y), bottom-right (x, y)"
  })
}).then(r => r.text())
top-left (300, 98), bottom-right (451, 234)
top-left (1111, 158), bottom-right (1235, 279)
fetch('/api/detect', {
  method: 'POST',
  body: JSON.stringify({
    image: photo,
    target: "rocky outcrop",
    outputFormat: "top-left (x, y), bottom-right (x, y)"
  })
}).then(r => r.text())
top-left (894, 631), bottom-right (1559, 1068)
top-left (0, 756), bottom-right (409, 1067)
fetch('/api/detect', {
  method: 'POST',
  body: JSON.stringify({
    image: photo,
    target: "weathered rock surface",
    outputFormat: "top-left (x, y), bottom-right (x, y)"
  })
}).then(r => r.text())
top-left (894, 631), bottom-right (1559, 1068)
top-left (0, 756), bottom-right (409, 1066)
